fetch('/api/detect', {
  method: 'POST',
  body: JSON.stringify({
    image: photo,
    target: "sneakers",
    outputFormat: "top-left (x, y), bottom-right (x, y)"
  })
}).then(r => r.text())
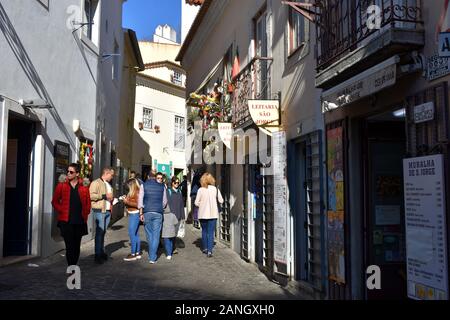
top-left (123, 254), bottom-right (137, 261)
top-left (166, 255), bottom-right (172, 260)
top-left (202, 249), bottom-right (208, 254)
top-left (207, 252), bottom-right (213, 258)
top-left (135, 252), bottom-right (142, 260)
top-left (172, 249), bottom-right (178, 255)
top-left (149, 260), bottom-right (156, 264)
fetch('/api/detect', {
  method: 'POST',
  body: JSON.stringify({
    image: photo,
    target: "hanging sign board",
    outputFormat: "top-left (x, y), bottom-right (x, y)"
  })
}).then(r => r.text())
top-left (218, 122), bottom-right (233, 149)
top-left (427, 55), bottom-right (450, 81)
top-left (248, 100), bottom-right (279, 127)
top-left (403, 154), bottom-right (449, 300)
top-left (273, 130), bottom-right (288, 265)
top-left (413, 102), bottom-right (434, 124)
top-left (439, 32), bottom-right (450, 57)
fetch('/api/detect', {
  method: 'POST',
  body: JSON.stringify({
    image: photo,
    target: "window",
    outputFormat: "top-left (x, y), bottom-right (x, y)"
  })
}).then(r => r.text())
top-left (84, 0), bottom-right (99, 40)
top-left (143, 108), bottom-right (153, 130)
top-left (172, 71), bottom-right (183, 86)
top-left (174, 116), bottom-right (185, 149)
top-left (288, 1), bottom-right (305, 55)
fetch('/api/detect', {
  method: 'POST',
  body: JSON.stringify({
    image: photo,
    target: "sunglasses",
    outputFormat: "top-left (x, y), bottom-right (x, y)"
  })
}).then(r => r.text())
top-left (173, 181), bottom-right (180, 185)
top-left (67, 170), bottom-right (76, 174)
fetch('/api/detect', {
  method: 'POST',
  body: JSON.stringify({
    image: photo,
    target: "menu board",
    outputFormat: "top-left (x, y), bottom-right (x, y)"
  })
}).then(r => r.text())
top-left (403, 154), bottom-right (448, 300)
top-left (272, 131), bottom-right (287, 265)
top-left (54, 140), bottom-right (70, 188)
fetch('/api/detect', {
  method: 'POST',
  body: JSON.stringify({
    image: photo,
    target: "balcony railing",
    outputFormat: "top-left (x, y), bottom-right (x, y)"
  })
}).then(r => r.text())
top-left (231, 57), bottom-right (273, 128)
top-left (315, 0), bottom-right (423, 71)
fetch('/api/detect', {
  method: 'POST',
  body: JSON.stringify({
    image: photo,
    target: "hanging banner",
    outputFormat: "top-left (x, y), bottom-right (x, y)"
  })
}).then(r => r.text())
top-left (273, 130), bottom-right (288, 266)
top-left (403, 154), bottom-right (449, 300)
top-left (327, 125), bottom-right (346, 284)
top-left (218, 122), bottom-right (233, 149)
top-left (437, 0), bottom-right (450, 41)
top-left (248, 100), bottom-right (279, 127)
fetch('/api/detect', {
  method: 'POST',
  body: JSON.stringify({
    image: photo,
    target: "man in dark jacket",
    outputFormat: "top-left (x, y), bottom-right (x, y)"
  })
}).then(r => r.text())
top-left (51, 163), bottom-right (91, 266)
top-left (138, 170), bottom-right (167, 263)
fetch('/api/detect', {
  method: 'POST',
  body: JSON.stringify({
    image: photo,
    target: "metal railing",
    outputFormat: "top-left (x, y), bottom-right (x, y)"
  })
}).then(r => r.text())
top-left (315, 0), bottom-right (422, 71)
top-left (231, 57), bottom-right (273, 128)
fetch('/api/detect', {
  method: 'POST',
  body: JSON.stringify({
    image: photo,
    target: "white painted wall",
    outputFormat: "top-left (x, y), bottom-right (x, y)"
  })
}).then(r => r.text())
top-left (181, 0), bottom-right (200, 44)
top-left (0, 0), bottom-right (100, 258)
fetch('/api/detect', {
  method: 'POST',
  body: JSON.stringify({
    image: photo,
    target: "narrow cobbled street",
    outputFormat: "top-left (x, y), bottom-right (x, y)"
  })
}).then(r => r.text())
top-left (0, 218), bottom-right (301, 300)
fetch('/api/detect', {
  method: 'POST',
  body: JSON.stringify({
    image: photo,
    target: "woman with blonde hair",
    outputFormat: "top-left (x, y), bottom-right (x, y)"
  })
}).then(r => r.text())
top-left (122, 178), bottom-right (142, 261)
top-left (194, 173), bottom-right (224, 257)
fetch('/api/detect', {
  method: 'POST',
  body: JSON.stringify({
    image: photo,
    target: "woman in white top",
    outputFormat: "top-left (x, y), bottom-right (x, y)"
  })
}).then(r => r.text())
top-left (194, 173), bottom-right (224, 257)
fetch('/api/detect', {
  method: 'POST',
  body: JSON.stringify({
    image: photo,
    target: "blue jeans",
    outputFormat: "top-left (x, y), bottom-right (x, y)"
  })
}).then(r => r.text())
top-left (200, 219), bottom-right (217, 253)
top-left (94, 210), bottom-right (111, 255)
top-left (144, 212), bottom-right (163, 262)
top-left (163, 238), bottom-right (174, 256)
top-left (128, 213), bottom-right (141, 255)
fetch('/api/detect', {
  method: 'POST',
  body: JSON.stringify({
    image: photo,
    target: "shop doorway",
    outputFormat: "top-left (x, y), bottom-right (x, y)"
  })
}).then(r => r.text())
top-left (364, 111), bottom-right (407, 299)
top-left (3, 114), bottom-right (34, 256)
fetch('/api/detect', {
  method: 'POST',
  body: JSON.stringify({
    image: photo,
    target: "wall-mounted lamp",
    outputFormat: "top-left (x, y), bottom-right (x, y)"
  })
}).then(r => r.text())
top-left (19, 98), bottom-right (52, 109)
top-left (73, 119), bottom-right (80, 133)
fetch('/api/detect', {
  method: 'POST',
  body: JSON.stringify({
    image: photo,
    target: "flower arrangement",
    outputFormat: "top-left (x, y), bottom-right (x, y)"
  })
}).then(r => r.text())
top-left (187, 83), bottom-right (232, 130)
top-left (79, 142), bottom-right (94, 179)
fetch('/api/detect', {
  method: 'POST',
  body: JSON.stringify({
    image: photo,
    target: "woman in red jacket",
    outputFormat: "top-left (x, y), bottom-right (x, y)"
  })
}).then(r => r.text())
top-left (51, 163), bottom-right (91, 266)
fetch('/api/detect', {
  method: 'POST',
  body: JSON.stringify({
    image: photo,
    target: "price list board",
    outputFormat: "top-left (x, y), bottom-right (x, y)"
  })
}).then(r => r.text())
top-left (403, 154), bottom-right (448, 300)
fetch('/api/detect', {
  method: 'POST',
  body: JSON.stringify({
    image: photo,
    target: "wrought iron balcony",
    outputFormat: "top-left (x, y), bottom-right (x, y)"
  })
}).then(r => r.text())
top-left (315, 0), bottom-right (423, 72)
top-left (231, 57), bottom-right (273, 128)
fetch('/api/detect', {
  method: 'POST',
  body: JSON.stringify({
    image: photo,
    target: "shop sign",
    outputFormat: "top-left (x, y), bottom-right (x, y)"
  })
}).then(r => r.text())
top-left (413, 102), bottom-right (434, 124)
top-left (322, 57), bottom-right (397, 112)
top-left (439, 32), bottom-right (450, 57)
top-left (427, 55), bottom-right (450, 81)
top-left (403, 154), bottom-right (449, 300)
top-left (273, 131), bottom-right (288, 266)
top-left (218, 122), bottom-right (233, 149)
top-left (248, 100), bottom-right (279, 127)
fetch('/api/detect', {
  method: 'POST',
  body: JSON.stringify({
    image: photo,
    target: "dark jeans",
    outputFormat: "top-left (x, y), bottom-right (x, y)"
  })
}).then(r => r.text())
top-left (59, 223), bottom-right (86, 266)
top-left (200, 219), bottom-right (217, 253)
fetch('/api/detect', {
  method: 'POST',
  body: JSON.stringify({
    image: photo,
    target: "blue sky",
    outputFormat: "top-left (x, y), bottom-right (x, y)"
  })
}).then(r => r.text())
top-left (123, 0), bottom-right (181, 42)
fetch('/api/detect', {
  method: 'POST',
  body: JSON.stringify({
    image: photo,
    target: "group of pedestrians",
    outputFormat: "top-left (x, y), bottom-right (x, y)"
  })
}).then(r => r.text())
top-left (51, 163), bottom-right (223, 267)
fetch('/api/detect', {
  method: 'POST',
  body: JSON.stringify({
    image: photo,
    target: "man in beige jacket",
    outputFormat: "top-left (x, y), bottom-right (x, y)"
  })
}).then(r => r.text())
top-left (90, 167), bottom-right (114, 264)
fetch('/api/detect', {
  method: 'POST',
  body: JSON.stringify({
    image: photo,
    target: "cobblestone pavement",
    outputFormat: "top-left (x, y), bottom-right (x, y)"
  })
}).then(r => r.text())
top-left (0, 218), bottom-right (302, 300)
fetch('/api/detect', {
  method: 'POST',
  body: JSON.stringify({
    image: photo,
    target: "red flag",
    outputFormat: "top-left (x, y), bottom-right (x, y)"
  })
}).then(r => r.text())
top-left (231, 47), bottom-right (240, 80)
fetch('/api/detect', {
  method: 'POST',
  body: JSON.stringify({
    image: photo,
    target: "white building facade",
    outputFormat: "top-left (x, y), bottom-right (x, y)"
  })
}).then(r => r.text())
top-left (0, 0), bottom-right (128, 261)
top-left (132, 35), bottom-right (187, 180)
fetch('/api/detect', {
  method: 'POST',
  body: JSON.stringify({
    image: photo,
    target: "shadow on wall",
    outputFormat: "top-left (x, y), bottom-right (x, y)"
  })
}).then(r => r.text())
top-left (132, 128), bottom-right (152, 177)
top-left (0, 3), bottom-right (76, 152)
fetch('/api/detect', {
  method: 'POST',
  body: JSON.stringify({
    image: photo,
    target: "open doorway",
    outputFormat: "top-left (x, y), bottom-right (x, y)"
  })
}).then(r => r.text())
top-left (3, 114), bottom-right (34, 257)
top-left (363, 108), bottom-right (407, 299)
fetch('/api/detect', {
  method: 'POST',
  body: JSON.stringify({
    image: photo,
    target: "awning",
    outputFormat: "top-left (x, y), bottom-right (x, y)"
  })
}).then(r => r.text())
top-left (321, 55), bottom-right (400, 113)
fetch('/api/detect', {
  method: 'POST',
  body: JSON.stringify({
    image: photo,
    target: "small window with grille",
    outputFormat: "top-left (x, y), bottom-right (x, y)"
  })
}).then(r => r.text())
top-left (143, 108), bottom-right (153, 130)
top-left (172, 71), bottom-right (183, 86)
